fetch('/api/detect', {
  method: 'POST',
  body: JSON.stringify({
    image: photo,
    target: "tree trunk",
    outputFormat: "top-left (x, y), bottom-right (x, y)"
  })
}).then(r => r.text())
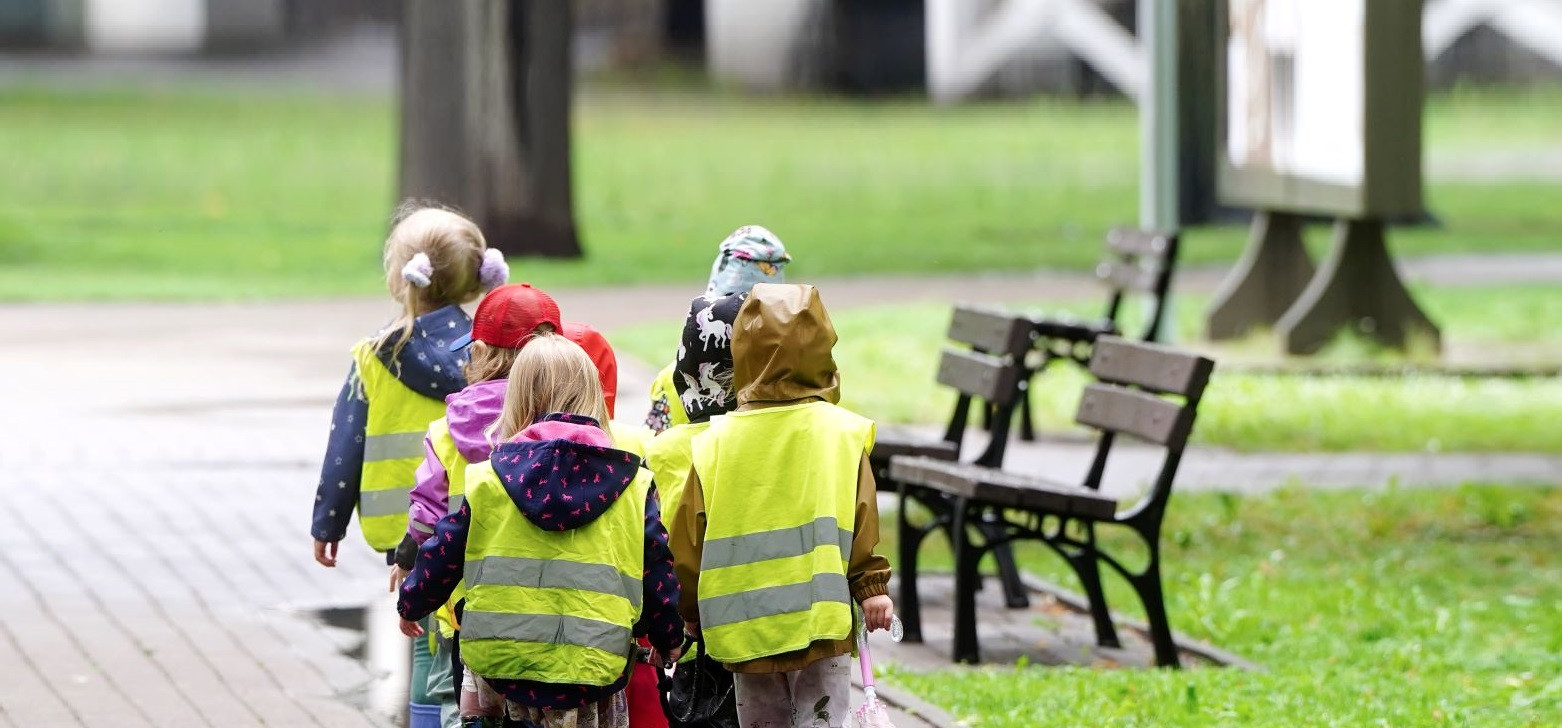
top-left (399, 0), bottom-right (580, 258)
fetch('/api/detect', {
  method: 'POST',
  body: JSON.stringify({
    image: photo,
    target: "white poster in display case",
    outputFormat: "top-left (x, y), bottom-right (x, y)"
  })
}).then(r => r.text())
top-left (1217, 0), bottom-right (1421, 217)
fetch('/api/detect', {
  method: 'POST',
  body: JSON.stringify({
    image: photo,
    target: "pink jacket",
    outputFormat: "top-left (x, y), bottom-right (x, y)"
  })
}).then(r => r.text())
top-left (406, 379), bottom-right (507, 542)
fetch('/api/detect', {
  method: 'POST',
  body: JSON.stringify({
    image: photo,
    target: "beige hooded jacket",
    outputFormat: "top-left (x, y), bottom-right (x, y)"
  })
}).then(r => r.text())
top-left (669, 283), bottom-right (891, 674)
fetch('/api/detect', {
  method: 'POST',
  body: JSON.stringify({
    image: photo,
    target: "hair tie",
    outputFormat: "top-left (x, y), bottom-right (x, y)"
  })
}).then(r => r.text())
top-left (401, 252), bottom-right (433, 288)
top-left (479, 248), bottom-right (510, 290)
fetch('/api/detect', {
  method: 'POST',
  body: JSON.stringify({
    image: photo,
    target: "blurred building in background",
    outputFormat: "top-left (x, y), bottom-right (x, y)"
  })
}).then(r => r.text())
top-left (0, 0), bottom-right (393, 51)
top-left (0, 0), bottom-right (1556, 94)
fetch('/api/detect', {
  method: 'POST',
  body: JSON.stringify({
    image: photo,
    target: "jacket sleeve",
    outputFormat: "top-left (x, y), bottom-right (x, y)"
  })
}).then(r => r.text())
top-left (397, 502), bottom-right (470, 621)
top-left (311, 363), bottom-right (368, 542)
top-left (847, 452), bottom-right (891, 603)
top-left (638, 485), bottom-right (685, 654)
top-left (669, 467), bottom-right (708, 623)
top-left (406, 435), bottom-right (450, 545)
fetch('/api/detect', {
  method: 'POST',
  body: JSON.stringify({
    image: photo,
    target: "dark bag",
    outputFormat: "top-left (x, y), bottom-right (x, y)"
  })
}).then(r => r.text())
top-left (657, 636), bottom-right (738, 728)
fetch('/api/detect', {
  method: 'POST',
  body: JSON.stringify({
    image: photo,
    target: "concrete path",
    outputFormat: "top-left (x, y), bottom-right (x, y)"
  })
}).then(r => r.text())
top-left (3, 255), bottom-right (1559, 727)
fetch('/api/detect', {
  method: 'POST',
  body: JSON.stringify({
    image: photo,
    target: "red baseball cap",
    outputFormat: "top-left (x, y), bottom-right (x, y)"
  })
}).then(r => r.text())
top-left (563, 321), bottom-right (618, 418)
top-left (448, 283), bottom-right (562, 351)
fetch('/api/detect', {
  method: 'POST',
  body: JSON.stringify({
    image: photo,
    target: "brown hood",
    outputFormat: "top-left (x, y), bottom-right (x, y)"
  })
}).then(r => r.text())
top-left (732, 284), bottom-right (841, 407)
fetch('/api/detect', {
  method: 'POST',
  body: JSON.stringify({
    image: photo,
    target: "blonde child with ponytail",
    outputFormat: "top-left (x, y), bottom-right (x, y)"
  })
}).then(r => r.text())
top-left (311, 200), bottom-right (508, 565)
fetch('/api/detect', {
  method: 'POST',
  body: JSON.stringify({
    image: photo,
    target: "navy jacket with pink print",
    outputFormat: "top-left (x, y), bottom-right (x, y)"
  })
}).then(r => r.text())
top-left (397, 413), bottom-right (683, 710)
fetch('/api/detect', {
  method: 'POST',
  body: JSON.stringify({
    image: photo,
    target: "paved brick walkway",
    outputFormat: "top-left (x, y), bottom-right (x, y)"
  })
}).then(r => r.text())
top-left (3, 257), bottom-right (1558, 726)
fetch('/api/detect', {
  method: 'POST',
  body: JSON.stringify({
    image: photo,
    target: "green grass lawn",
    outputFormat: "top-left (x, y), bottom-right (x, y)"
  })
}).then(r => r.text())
top-left (0, 83), bottom-right (1559, 300)
top-left (883, 484), bottom-right (1562, 727)
top-left (610, 283), bottom-right (1562, 452)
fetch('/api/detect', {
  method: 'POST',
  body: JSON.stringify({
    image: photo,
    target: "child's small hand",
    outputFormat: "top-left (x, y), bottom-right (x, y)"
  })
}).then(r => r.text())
top-left (648, 645), bottom-right (684, 668)
top-left (399, 618), bottom-right (425, 638)
top-left (388, 565), bottom-right (409, 593)
top-left (862, 594), bottom-right (894, 632)
top-left (313, 539), bottom-right (339, 568)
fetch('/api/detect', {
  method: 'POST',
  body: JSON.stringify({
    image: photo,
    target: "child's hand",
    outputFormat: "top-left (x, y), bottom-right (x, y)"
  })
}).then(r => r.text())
top-left (399, 618), bottom-right (425, 638)
top-left (388, 565), bottom-right (409, 593)
top-left (862, 594), bottom-right (894, 632)
top-left (313, 539), bottom-right (338, 568)
top-left (648, 644), bottom-right (684, 668)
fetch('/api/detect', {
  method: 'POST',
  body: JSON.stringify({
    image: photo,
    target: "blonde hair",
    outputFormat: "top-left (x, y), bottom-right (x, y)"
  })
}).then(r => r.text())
top-left (372, 201), bottom-right (489, 363)
top-left (492, 332), bottom-right (613, 441)
top-left (461, 320), bottom-right (557, 383)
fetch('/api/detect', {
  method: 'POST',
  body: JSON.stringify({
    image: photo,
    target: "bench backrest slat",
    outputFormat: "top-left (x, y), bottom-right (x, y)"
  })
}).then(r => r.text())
top-left (1088, 337), bottom-right (1214, 399)
top-left (1105, 228), bottom-right (1175, 259)
top-left (936, 349), bottom-right (1023, 406)
top-left (947, 305), bottom-right (1034, 357)
top-left (1075, 384), bottom-right (1193, 448)
top-left (1097, 227), bottom-right (1178, 342)
top-left (1094, 260), bottom-right (1160, 295)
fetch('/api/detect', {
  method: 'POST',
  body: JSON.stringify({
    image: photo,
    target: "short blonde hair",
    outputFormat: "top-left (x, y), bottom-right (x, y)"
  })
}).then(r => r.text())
top-left (492, 332), bottom-right (613, 441)
top-left (373, 202), bottom-right (489, 362)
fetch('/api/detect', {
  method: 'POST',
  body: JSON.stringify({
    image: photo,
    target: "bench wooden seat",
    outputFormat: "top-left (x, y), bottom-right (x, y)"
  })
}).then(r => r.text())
top-left (889, 457), bottom-right (1117, 519)
top-left (891, 336), bottom-right (1215, 668)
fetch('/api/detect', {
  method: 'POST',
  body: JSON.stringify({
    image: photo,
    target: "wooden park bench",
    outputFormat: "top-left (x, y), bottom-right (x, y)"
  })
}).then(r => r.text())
top-left (890, 336), bottom-right (1215, 667)
top-left (869, 305), bottom-right (1038, 629)
top-left (1009, 227), bottom-right (1180, 441)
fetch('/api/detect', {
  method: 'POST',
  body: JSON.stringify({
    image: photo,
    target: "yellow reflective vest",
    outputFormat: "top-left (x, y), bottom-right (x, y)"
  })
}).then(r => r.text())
top-left (610, 422), bottom-right (651, 460)
top-left (692, 401), bottom-right (874, 663)
top-left (460, 460), bottom-right (651, 686)
top-left (352, 342), bottom-right (449, 552)
top-left (644, 419), bottom-right (709, 664)
top-left (430, 421), bottom-right (646, 640)
top-left (644, 420), bottom-right (710, 528)
top-left (425, 417), bottom-right (471, 638)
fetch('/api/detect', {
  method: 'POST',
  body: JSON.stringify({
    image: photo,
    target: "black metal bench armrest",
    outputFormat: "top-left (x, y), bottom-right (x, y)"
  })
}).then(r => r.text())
top-left (888, 456), bottom-right (1117, 520)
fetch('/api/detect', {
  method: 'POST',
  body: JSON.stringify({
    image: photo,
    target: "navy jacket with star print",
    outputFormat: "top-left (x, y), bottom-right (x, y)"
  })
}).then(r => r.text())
top-left (310, 304), bottom-right (471, 545)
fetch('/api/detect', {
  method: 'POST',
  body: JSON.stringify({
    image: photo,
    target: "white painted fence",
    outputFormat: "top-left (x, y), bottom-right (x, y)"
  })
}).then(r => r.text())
top-left (927, 0), bottom-right (1562, 104)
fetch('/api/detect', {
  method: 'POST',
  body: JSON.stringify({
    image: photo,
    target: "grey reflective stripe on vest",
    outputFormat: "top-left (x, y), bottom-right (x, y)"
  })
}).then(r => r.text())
top-left (468, 555), bottom-right (642, 609)
top-left (461, 610), bottom-right (633, 656)
top-left (410, 520), bottom-right (434, 535)
top-left (699, 572), bottom-right (851, 629)
top-left (364, 432), bottom-right (426, 462)
top-left (359, 487), bottom-right (413, 518)
top-left (702, 517), bottom-right (854, 570)
top-left (448, 492), bottom-right (466, 513)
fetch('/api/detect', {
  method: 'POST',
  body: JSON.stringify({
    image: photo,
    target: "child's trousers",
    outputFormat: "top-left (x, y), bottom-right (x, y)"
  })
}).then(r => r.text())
top-left (428, 633), bottom-right (460, 728)
top-left (732, 655), bottom-right (851, 728)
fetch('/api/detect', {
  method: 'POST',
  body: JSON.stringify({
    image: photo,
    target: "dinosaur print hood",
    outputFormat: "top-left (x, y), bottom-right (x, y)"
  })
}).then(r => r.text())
top-left (673, 292), bottom-right (747, 423)
top-left (488, 413), bottom-right (643, 531)
top-left (732, 283), bottom-right (841, 407)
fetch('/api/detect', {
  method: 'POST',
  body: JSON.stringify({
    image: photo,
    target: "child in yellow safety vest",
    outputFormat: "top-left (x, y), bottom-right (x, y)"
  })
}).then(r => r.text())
top-left (399, 333), bottom-right (684, 728)
top-left (310, 200), bottom-right (507, 564)
top-left (669, 283), bottom-right (894, 728)
top-left (643, 225), bottom-right (790, 434)
top-left (310, 201), bottom-right (509, 723)
top-left (644, 292), bottom-right (747, 557)
top-left (393, 282), bottom-right (563, 727)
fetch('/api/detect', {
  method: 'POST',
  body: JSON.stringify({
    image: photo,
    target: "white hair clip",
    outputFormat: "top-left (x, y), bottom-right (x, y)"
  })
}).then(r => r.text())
top-left (479, 248), bottom-right (510, 290)
top-left (402, 252), bottom-right (434, 288)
